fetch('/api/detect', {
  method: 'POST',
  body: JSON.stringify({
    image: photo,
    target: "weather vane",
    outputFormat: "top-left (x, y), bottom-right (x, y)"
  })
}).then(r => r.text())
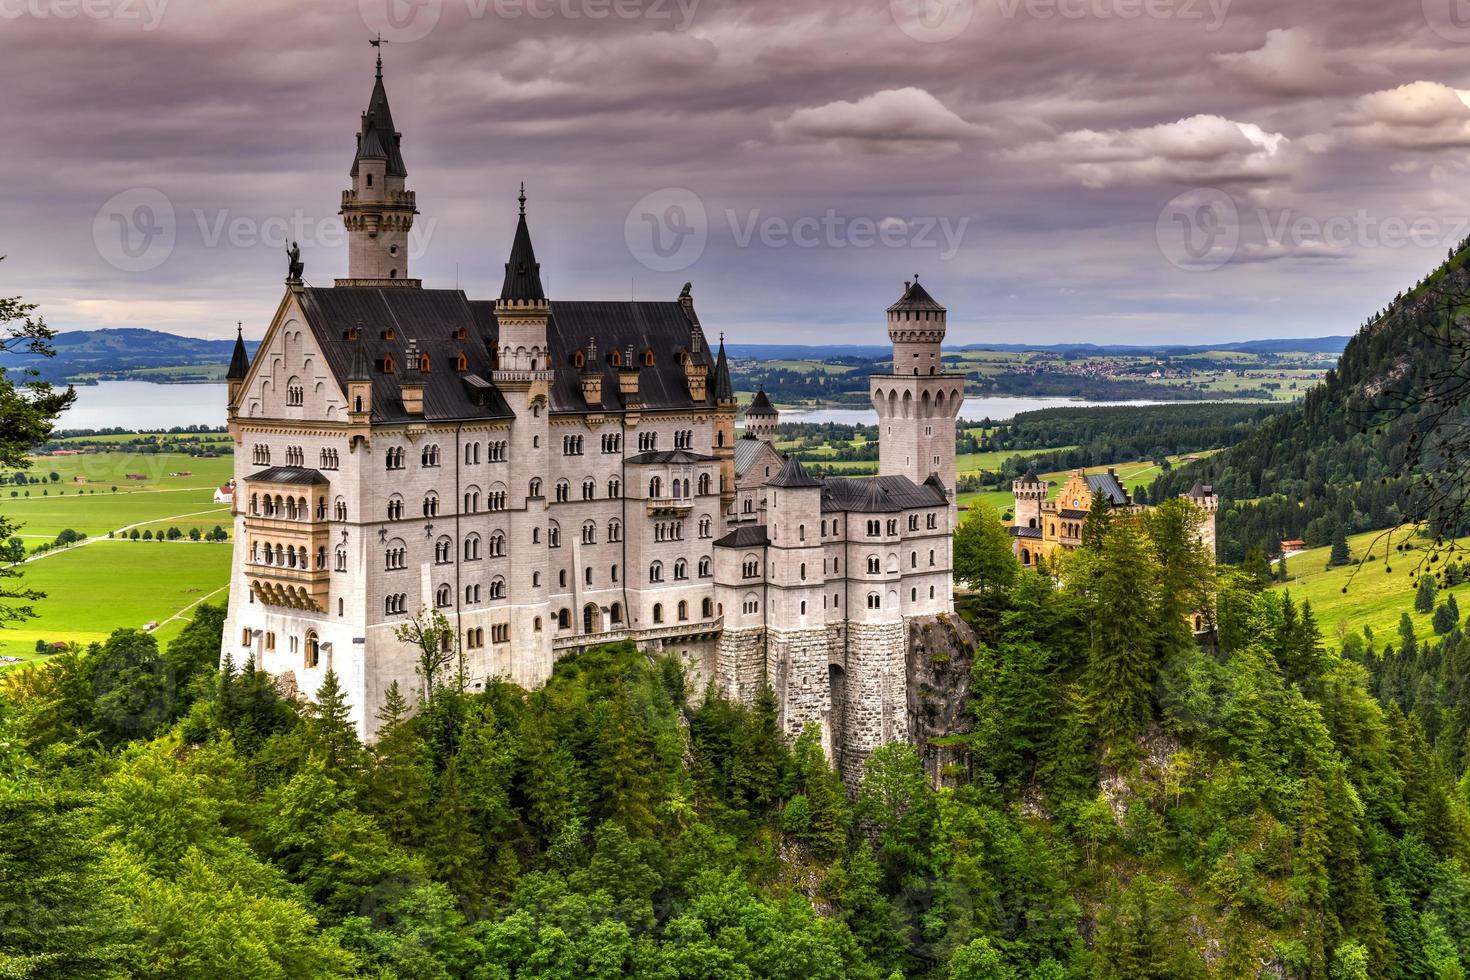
top-left (370, 33), bottom-right (384, 75)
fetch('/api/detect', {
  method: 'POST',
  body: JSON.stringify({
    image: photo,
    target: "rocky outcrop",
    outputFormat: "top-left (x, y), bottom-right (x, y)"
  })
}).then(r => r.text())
top-left (904, 613), bottom-right (977, 788)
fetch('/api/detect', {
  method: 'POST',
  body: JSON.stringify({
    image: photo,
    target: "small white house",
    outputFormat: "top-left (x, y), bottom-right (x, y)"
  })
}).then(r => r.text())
top-left (213, 480), bottom-right (235, 504)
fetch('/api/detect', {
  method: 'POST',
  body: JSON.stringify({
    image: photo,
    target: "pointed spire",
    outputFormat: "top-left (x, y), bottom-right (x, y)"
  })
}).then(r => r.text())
top-left (746, 387), bottom-right (777, 417)
top-left (348, 334), bottom-right (373, 382)
top-left (713, 333), bottom-right (733, 401)
top-left (768, 455), bottom-right (822, 489)
top-left (227, 322), bottom-right (249, 380)
top-left (500, 184), bottom-right (546, 302)
top-left (351, 49), bottom-right (406, 178)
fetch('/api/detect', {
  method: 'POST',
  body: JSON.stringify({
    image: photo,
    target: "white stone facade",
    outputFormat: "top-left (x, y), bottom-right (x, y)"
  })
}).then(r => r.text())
top-left (219, 64), bottom-right (958, 778)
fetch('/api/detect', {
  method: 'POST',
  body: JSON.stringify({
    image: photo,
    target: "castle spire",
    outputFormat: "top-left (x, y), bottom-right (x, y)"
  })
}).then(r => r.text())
top-left (340, 47), bottom-right (418, 285)
top-left (500, 184), bottom-right (545, 302)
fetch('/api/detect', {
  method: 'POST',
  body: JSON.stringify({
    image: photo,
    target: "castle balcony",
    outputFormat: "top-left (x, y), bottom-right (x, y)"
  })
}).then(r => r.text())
top-left (553, 618), bottom-right (722, 652)
top-left (491, 369), bottom-right (555, 385)
top-left (247, 562), bottom-right (330, 613)
top-left (340, 188), bottom-right (417, 209)
top-left (646, 496), bottom-right (694, 516)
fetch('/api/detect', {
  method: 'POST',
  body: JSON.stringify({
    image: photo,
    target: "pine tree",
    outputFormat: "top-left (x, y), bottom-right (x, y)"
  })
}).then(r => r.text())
top-left (305, 670), bottom-right (362, 781)
top-left (1328, 529), bottom-right (1351, 568)
top-left (1415, 573), bottom-right (1439, 614)
top-left (1434, 600), bottom-right (1458, 636)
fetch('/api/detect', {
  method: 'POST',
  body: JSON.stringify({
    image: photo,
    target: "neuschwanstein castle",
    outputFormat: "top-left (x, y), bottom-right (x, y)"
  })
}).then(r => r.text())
top-left (220, 58), bottom-right (962, 783)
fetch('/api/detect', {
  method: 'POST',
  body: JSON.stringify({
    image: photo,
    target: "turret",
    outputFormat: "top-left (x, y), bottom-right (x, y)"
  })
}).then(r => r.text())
top-left (226, 323), bottom-right (250, 414)
top-left (744, 388), bottom-right (779, 443)
top-left (712, 334), bottom-right (737, 513)
top-left (493, 184), bottom-right (552, 378)
top-left (338, 50), bottom-right (419, 286)
top-left (1012, 468), bottom-right (1047, 531)
top-left (1183, 481), bottom-right (1219, 560)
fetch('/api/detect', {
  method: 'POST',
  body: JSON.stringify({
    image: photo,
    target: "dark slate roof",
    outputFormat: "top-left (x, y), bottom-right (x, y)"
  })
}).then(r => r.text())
top-left (245, 466), bottom-right (329, 486)
top-left (626, 449), bottom-right (714, 465)
top-left (227, 327), bottom-right (250, 381)
top-left (768, 456), bottom-right (822, 488)
top-left (1010, 526), bottom-right (1043, 539)
top-left (1059, 508), bottom-right (1089, 519)
top-left (1018, 468), bottom-right (1041, 484)
top-left (347, 335), bottom-right (373, 381)
top-left (887, 277), bottom-right (945, 312)
top-left (714, 524), bottom-right (770, 549)
top-left (734, 436), bottom-right (776, 478)
top-left (712, 338), bottom-right (733, 400)
top-left (1086, 471), bottom-right (1130, 507)
top-left (820, 475), bottom-right (948, 514)
top-left (1186, 481), bottom-right (1215, 499)
top-left (297, 287), bottom-right (512, 423)
top-left (745, 389), bottom-right (777, 417)
top-left (351, 66), bottom-right (406, 178)
top-left (500, 189), bottom-right (545, 302)
top-left (539, 301), bottom-right (715, 414)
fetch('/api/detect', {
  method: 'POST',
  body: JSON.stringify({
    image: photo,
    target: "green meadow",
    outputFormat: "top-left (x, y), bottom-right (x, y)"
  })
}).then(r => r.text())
top-left (0, 446), bottom-right (237, 664)
top-left (1270, 527), bottom-right (1470, 651)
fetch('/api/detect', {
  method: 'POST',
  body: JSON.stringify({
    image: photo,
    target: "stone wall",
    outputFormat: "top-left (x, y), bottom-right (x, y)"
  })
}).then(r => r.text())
top-left (768, 626), bottom-right (835, 751)
top-left (838, 619), bottom-right (908, 788)
top-left (715, 626), bottom-right (766, 705)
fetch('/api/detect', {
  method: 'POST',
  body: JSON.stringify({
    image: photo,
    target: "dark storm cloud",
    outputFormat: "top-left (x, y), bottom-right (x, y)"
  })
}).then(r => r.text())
top-left (6, 0), bottom-right (1470, 345)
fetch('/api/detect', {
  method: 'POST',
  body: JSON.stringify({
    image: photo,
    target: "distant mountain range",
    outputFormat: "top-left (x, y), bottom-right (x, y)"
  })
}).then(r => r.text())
top-left (0, 329), bottom-right (261, 383)
top-left (728, 337), bottom-right (1351, 360)
top-left (0, 329), bottom-right (1347, 384)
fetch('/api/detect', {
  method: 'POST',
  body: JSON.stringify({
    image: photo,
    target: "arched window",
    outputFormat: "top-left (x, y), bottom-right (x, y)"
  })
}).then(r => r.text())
top-left (649, 561), bottom-right (663, 582)
top-left (643, 349), bottom-right (655, 367)
top-left (555, 479), bottom-right (570, 503)
top-left (422, 492), bottom-right (439, 517)
top-left (529, 478), bottom-right (543, 498)
top-left (557, 608), bottom-right (570, 630)
top-left (464, 533), bottom-right (481, 561)
top-left (674, 558), bottom-right (688, 580)
top-left (653, 603), bottom-right (664, 624)
top-left (304, 630), bottom-right (319, 668)
top-left (387, 495), bottom-right (404, 521)
top-left (702, 597), bottom-right (714, 617)
top-left (436, 584), bottom-right (452, 608)
top-left (698, 473), bottom-right (711, 495)
top-left (489, 532), bottom-right (506, 558)
top-left (434, 536), bottom-right (452, 564)
top-left (649, 476), bottom-right (662, 498)
top-left (490, 577), bottom-right (506, 600)
top-left (608, 478), bottom-right (621, 498)
top-left (607, 519), bottom-right (622, 543)
top-left (610, 602), bottom-right (622, 625)
top-left (582, 521), bottom-right (597, 545)
top-left (548, 522), bottom-right (561, 548)
top-left (698, 556), bottom-right (712, 577)
top-left (678, 600), bottom-right (688, 621)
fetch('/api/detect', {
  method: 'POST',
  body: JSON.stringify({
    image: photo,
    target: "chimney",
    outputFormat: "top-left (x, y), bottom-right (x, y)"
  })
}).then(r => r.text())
top-left (580, 336), bottom-right (602, 406)
top-left (618, 343), bottom-right (640, 403)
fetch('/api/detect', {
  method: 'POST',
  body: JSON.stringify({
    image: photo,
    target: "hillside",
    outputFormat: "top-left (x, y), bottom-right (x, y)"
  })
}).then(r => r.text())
top-left (1154, 244), bottom-right (1470, 562)
top-left (0, 329), bottom-right (259, 383)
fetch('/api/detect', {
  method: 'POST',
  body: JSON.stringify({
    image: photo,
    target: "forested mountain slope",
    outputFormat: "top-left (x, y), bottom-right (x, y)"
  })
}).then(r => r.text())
top-left (1153, 246), bottom-right (1470, 562)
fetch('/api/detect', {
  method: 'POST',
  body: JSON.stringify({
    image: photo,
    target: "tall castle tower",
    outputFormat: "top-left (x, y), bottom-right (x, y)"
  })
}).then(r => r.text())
top-left (339, 51), bottom-right (419, 286)
top-left (870, 277), bottom-right (963, 497)
top-left (744, 389), bottom-right (779, 443)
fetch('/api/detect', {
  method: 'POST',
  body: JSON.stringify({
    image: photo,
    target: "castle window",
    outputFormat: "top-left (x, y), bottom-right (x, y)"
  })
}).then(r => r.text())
top-left (607, 519), bottom-right (622, 543)
top-left (489, 532), bottom-right (506, 557)
top-left (582, 521), bottom-right (597, 545)
top-left (698, 556), bottom-right (711, 577)
top-left (529, 478), bottom-right (542, 498)
top-left (867, 593), bottom-right (881, 609)
top-left (436, 584), bottom-right (452, 608)
top-left (464, 533), bottom-right (481, 561)
top-left (611, 564), bottom-right (618, 582)
top-left (492, 624), bottom-right (510, 644)
top-left (608, 477), bottom-right (621, 498)
top-left (555, 480), bottom-right (570, 503)
top-left (650, 561), bottom-right (664, 582)
top-left (490, 577), bottom-right (506, 600)
top-left (674, 558), bottom-right (687, 580)
top-left (548, 523), bottom-right (561, 548)
top-left (653, 603), bottom-right (664, 624)
top-left (558, 609), bottom-right (571, 630)
top-left (434, 536), bottom-right (452, 564)
top-left (385, 446), bottom-right (405, 470)
top-left (456, 353), bottom-right (468, 372)
top-left (582, 479), bottom-right (595, 500)
top-left (422, 492), bottom-right (439, 518)
top-left (929, 550), bottom-right (936, 566)
top-left (800, 562), bottom-right (806, 580)
top-left (610, 602), bottom-right (622, 624)
top-left (574, 350), bottom-right (585, 368)
top-left (455, 327), bottom-right (467, 341)
top-left (800, 601), bottom-right (806, 616)
top-left (699, 516), bottom-right (711, 538)
top-left (366, 173), bottom-right (372, 187)
top-left (867, 556), bottom-right (880, 574)
top-left (702, 597), bottom-right (714, 617)
top-left (644, 349), bottom-right (655, 367)
top-left (698, 473), bottom-right (711, 495)
top-left (387, 496), bottom-right (404, 521)
top-left (678, 600), bottom-right (688, 621)
top-left (610, 350), bottom-right (622, 367)
top-left (419, 354), bottom-right (430, 372)
top-left (585, 567), bottom-right (593, 585)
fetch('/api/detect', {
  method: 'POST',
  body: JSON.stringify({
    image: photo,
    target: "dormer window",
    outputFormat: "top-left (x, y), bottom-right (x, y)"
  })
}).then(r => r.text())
top-left (381, 328), bottom-right (396, 341)
top-left (455, 327), bottom-right (467, 341)
top-left (418, 354), bottom-right (430, 372)
top-left (344, 327), bottom-right (359, 341)
top-left (643, 349), bottom-right (655, 367)
top-left (382, 352), bottom-right (396, 373)
top-left (573, 350), bottom-right (585, 369)
top-left (456, 353), bottom-right (468, 372)
top-left (610, 350), bottom-right (622, 368)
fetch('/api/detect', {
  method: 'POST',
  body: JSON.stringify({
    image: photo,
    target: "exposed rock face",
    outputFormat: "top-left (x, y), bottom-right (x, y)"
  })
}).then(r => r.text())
top-left (904, 613), bottom-right (977, 788)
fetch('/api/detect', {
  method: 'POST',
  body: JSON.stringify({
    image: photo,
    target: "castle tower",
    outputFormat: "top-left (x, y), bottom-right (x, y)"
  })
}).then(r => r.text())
top-left (762, 457), bottom-right (833, 747)
top-left (870, 277), bottom-right (963, 498)
top-left (1184, 481), bottom-right (1219, 559)
top-left (492, 185), bottom-right (555, 685)
top-left (744, 389), bottom-right (778, 444)
top-left (339, 51), bottom-right (419, 286)
top-left (1012, 468), bottom-right (1047, 532)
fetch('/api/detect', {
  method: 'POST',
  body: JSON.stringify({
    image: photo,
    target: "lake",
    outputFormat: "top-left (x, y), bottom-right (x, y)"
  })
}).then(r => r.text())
top-left (51, 383), bottom-right (1174, 433)
top-left (781, 396), bottom-right (1173, 426)
top-left (56, 381), bottom-right (229, 432)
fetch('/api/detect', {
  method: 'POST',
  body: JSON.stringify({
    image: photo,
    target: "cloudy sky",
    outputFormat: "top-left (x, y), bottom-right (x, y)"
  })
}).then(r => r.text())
top-left (7, 0), bottom-right (1470, 346)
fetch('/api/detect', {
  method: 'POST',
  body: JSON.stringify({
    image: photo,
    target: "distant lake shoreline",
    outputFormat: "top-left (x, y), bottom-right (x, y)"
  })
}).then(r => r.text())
top-left (52, 381), bottom-right (1248, 433)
